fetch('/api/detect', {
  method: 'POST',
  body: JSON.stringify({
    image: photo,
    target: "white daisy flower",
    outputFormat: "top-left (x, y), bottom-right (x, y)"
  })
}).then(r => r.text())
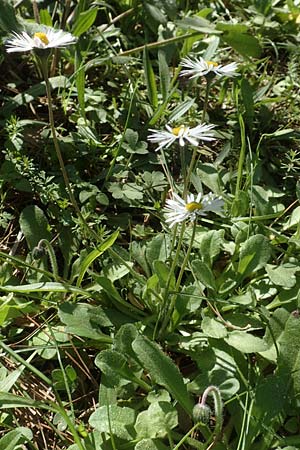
top-left (6, 27), bottom-right (76, 53)
top-left (148, 123), bottom-right (216, 152)
top-left (164, 192), bottom-right (224, 228)
top-left (180, 56), bottom-right (238, 79)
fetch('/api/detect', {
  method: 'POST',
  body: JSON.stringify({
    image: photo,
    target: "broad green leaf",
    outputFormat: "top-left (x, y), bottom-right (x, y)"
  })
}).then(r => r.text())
top-left (0, 0), bottom-right (20, 32)
top-left (260, 307), bottom-right (290, 362)
top-left (237, 234), bottom-right (272, 279)
top-left (145, 234), bottom-right (171, 267)
top-left (143, 46), bottom-right (158, 108)
top-left (95, 349), bottom-right (133, 388)
top-left (114, 323), bottom-right (139, 358)
top-left (202, 317), bottom-right (227, 338)
top-left (58, 302), bottom-right (113, 341)
top-left (225, 331), bottom-right (268, 353)
top-left (192, 260), bottom-right (216, 291)
top-left (0, 427), bottom-right (33, 450)
top-left (19, 205), bottom-right (51, 250)
top-left (72, 8), bottom-right (98, 37)
top-left (283, 206), bottom-right (300, 230)
top-left (76, 230), bottom-right (119, 286)
top-left (266, 264), bottom-right (297, 288)
top-left (246, 374), bottom-right (289, 445)
top-left (195, 164), bottom-right (223, 193)
top-left (89, 405), bottom-right (135, 440)
top-left (135, 439), bottom-right (169, 450)
top-left (199, 229), bottom-right (225, 267)
top-left (278, 314), bottom-right (300, 396)
top-left (32, 331), bottom-right (56, 359)
top-left (132, 334), bottom-right (193, 414)
top-left (178, 16), bottom-right (220, 34)
top-left (222, 31), bottom-right (262, 57)
top-left (135, 402), bottom-right (178, 439)
top-left (153, 260), bottom-right (175, 289)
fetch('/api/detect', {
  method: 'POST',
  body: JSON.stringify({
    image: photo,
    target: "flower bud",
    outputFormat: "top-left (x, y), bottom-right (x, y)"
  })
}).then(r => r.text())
top-left (192, 403), bottom-right (211, 424)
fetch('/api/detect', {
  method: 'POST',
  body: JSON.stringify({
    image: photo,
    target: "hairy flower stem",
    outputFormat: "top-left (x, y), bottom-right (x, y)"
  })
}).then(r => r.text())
top-left (39, 57), bottom-right (97, 239)
top-left (202, 78), bottom-right (212, 122)
top-left (34, 239), bottom-right (59, 280)
top-left (200, 385), bottom-right (223, 440)
top-left (159, 221), bottom-right (196, 337)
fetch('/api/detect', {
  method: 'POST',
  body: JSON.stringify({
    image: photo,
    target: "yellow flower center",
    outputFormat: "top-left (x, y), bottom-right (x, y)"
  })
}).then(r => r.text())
top-left (206, 60), bottom-right (218, 67)
top-left (172, 126), bottom-right (186, 136)
top-left (185, 201), bottom-right (203, 212)
top-left (34, 32), bottom-right (49, 45)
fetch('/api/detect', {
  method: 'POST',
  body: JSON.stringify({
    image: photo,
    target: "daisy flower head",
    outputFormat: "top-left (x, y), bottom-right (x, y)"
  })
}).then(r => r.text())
top-left (180, 56), bottom-right (239, 79)
top-left (164, 192), bottom-right (224, 228)
top-left (6, 27), bottom-right (76, 53)
top-left (148, 123), bottom-right (216, 152)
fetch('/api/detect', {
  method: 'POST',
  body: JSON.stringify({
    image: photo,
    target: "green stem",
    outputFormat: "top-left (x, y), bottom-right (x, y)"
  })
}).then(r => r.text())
top-left (35, 239), bottom-right (59, 281)
top-left (200, 385), bottom-right (223, 441)
top-left (202, 78), bottom-right (212, 122)
top-left (184, 147), bottom-right (197, 196)
top-left (235, 84), bottom-right (246, 198)
top-left (172, 423), bottom-right (205, 450)
top-left (156, 223), bottom-right (185, 339)
top-left (160, 221), bottom-right (197, 336)
top-left (39, 57), bottom-right (96, 240)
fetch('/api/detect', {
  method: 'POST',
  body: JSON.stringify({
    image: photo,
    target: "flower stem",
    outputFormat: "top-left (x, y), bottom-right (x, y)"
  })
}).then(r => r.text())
top-left (202, 78), bottom-right (212, 122)
top-left (34, 239), bottom-right (59, 280)
top-left (159, 220), bottom-right (196, 337)
top-left (200, 385), bottom-right (223, 440)
top-left (39, 57), bottom-right (96, 239)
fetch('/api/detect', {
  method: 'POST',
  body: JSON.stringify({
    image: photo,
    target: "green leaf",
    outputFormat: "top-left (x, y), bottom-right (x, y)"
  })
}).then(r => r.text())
top-left (260, 307), bottom-right (290, 361)
top-left (19, 205), bottom-right (51, 250)
top-left (32, 330), bottom-right (57, 359)
top-left (195, 164), bottom-right (223, 193)
top-left (0, 282), bottom-right (89, 296)
top-left (95, 349), bottom-right (134, 388)
top-left (153, 260), bottom-right (175, 289)
top-left (0, 392), bottom-right (43, 409)
top-left (39, 9), bottom-right (53, 26)
top-left (278, 314), bottom-right (300, 396)
top-left (158, 50), bottom-right (170, 101)
top-left (0, 0), bottom-right (20, 32)
top-left (237, 234), bottom-right (272, 280)
top-left (241, 78), bottom-right (254, 127)
top-left (266, 264), bottom-right (297, 288)
top-left (132, 334), bottom-right (193, 414)
top-left (143, 46), bottom-right (158, 109)
top-left (225, 331), bottom-right (268, 353)
top-left (135, 439), bottom-right (169, 450)
top-left (76, 230), bottom-right (119, 287)
top-left (72, 8), bottom-right (98, 37)
top-left (191, 260), bottom-right (217, 291)
top-left (202, 317), bottom-right (227, 338)
top-left (89, 405), bottom-right (136, 440)
top-left (199, 229), bottom-right (225, 267)
top-left (168, 99), bottom-right (195, 123)
top-left (0, 427), bottom-right (33, 450)
top-left (58, 302), bottom-right (113, 341)
top-left (135, 402), bottom-right (178, 439)
top-left (222, 31), bottom-right (261, 57)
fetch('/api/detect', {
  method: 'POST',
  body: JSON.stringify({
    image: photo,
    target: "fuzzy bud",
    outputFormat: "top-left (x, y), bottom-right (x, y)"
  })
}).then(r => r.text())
top-left (192, 403), bottom-right (211, 424)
